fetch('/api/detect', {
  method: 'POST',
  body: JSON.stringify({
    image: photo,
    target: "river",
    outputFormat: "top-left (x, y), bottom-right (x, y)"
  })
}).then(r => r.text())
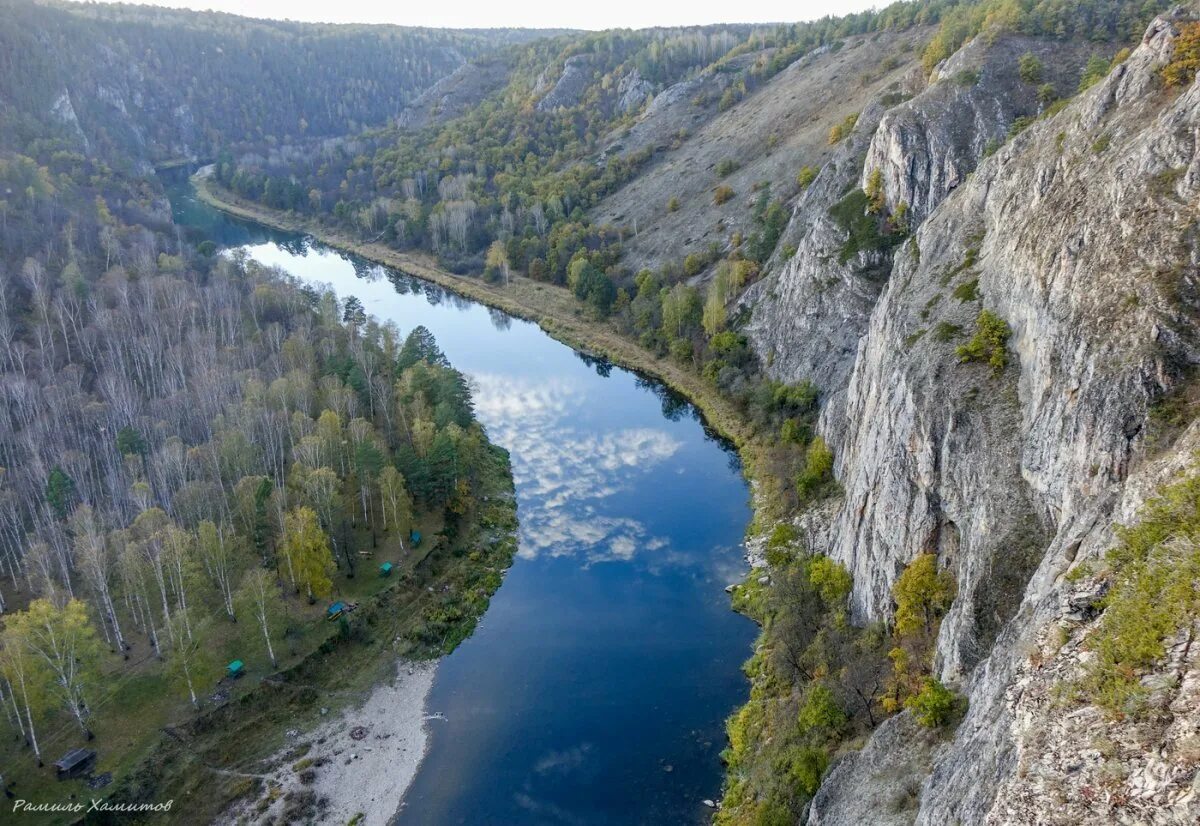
top-left (168, 176), bottom-right (756, 825)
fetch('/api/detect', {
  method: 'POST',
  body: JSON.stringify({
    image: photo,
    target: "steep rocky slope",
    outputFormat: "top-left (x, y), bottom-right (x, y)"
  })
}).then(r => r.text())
top-left (590, 29), bottom-right (930, 276)
top-left (746, 7), bottom-right (1200, 823)
top-left (744, 31), bottom-right (1102, 402)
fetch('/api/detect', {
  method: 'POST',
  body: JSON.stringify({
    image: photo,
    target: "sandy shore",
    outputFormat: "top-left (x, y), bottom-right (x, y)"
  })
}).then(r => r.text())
top-left (220, 659), bottom-right (439, 825)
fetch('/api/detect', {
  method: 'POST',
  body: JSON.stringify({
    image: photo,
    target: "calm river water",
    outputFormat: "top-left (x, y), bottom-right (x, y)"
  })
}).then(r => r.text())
top-left (169, 177), bottom-right (755, 826)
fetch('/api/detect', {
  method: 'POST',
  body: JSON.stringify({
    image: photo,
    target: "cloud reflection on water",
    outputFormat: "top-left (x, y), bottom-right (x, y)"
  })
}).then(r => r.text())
top-left (472, 373), bottom-right (680, 564)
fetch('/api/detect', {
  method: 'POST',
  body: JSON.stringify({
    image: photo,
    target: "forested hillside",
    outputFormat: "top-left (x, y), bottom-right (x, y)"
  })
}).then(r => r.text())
top-left (0, 130), bottom-right (516, 816)
top-left (0, 0), bottom-right (551, 163)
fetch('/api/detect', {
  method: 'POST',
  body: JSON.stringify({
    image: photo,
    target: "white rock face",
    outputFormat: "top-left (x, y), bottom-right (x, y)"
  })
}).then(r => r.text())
top-left (745, 8), bottom-right (1200, 823)
top-left (50, 88), bottom-right (89, 151)
top-left (537, 55), bottom-right (596, 112)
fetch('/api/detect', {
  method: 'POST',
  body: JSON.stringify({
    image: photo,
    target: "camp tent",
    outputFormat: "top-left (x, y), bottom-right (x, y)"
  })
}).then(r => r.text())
top-left (380, 562), bottom-right (394, 577)
top-left (410, 530), bottom-right (422, 548)
top-left (227, 660), bottom-right (245, 679)
top-left (327, 601), bottom-right (346, 620)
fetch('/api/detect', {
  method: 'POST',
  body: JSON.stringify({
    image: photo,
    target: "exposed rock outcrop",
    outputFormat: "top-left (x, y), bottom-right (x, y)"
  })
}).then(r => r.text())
top-left (743, 7), bottom-right (1200, 824)
top-left (863, 34), bottom-right (1100, 225)
top-left (397, 58), bottom-right (511, 131)
top-left (740, 101), bottom-right (900, 396)
top-left (616, 68), bottom-right (654, 114)
top-left (537, 55), bottom-right (596, 111)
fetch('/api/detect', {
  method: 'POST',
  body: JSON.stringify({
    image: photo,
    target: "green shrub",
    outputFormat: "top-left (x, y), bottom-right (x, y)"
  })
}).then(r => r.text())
top-left (798, 684), bottom-right (847, 733)
top-left (796, 437), bottom-right (835, 502)
top-left (669, 338), bottom-right (694, 362)
top-left (1091, 133), bottom-right (1111, 153)
top-left (809, 556), bottom-right (852, 610)
top-left (932, 321), bottom-right (962, 342)
top-left (906, 677), bottom-right (960, 727)
top-left (796, 165), bottom-right (818, 189)
top-left (1037, 83), bottom-right (1058, 105)
top-left (713, 185), bottom-right (735, 205)
top-left (828, 189), bottom-right (901, 265)
top-left (827, 112), bottom-right (859, 145)
top-left (956, 309), bottom-right (1011, 376)
top-left (893, 554), bottom-right (956, 639)
top-left (1008, 115), bottom-right (1035, 139)
top-left (1078, 54), bottom-right (1111, 92)
top-left (780, 418), bottom-right (811, 445)
top-left (767, 522), bottom-right (800, 550)
top-left (1018, 52), bottom-right (1044, 84)
top-left (683, 253), bottom-right (706, 277)
top-left (952, 278), bottom-right (979, 302)
top-left (865, 168), bottom-right (885, 214)
top-left (785, 746), bottom-right (830, 797)
top-left (716, 158), bottom-right (739, 177)
top-left (1075, 471), bottom-right (1200, 716)
top-left (667, 196), bottom-right (680, 212)
top-left (952, 69), bottom-right (979, 86)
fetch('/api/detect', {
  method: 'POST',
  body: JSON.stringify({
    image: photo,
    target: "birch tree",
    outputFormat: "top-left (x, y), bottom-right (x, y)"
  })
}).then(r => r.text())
top-left (9, 599), bottom-right (102, 739)
top-left (0, 625), bottom-right (49, 765)
top-left (235, 568), bottom-right (285, 668)
top-left (280, 507), bottom-right (334, 601)
top-left (196, 520), bottom-right (240, 620)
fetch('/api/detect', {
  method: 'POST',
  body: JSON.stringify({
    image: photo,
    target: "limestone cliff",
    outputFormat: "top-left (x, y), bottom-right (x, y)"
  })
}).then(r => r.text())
top-left (746, 7), bottom-right (1200, 823)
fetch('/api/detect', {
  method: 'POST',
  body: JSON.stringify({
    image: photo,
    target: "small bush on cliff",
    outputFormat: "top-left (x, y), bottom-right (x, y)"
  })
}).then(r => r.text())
top-left (906, 677), bottom-right (962, 727)
top-left (956, 309), bottom-right (1011, 375)
top-left (1018, 52), bottom-right (1044, 84)
top-left (1162, 21), bottom-right (1200, 87)
top-left (865, 168), bottom-right (886, 214)
top-left (829, 189), bottom-right (903, 265)
top-left (795, 437), bottom-right (835, 502)
top-left (827, 112), bottom-right (859, 144)
top-left (1075, 471), bottom-right (1200, 716)
top-left (886, 554), bottom-right (957, 711)
top-left (952, 277), bottom-right (980, 302)
top-left (1078, 54), bottom-right (1111, 91)
top-left (796, 165), bottom-right (817, 189)
top-left (893, 554), bottom-right (957, 640)
top-left (714, 184), bottom-right (735, 205)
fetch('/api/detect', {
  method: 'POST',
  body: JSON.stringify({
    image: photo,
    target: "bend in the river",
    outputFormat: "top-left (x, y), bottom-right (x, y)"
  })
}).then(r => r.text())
top-left (168, 174), bottom-right (756, 826)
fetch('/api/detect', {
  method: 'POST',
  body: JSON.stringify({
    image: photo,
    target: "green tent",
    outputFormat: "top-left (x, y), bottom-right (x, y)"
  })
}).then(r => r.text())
top-left (380, 562), bottom-right (394, 577)
top-left (227, 660), bottom-right (245, 678)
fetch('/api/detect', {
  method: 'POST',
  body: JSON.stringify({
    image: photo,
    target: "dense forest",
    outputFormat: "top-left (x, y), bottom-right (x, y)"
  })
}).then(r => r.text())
top-left (0, 0), bottom-right (551, 162)
top-left (0, 134), bottom-right (514, 810)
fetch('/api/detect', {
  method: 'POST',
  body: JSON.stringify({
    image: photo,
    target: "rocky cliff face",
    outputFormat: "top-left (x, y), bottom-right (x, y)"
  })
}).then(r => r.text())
top-left (746, 7), bottom-right (1200, 823)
